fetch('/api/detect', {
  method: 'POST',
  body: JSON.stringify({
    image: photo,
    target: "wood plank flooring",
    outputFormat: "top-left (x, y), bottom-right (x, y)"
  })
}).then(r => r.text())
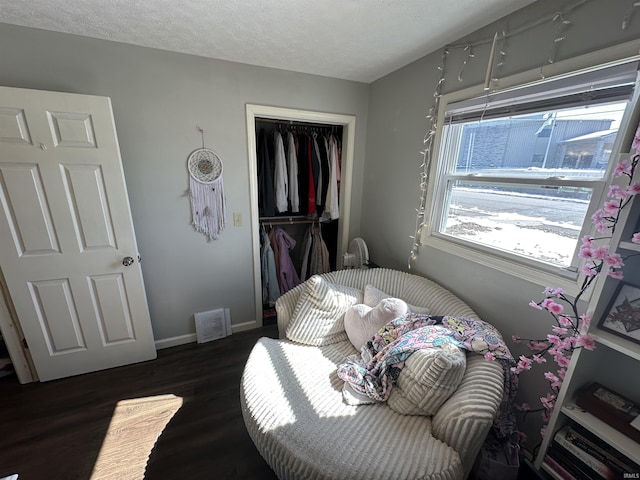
top-left (0, 325), bottom-right (279, 480)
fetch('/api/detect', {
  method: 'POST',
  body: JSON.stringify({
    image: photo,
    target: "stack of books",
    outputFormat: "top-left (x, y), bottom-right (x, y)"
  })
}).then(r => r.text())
top-left (544, 424), bottom-right (640, 480)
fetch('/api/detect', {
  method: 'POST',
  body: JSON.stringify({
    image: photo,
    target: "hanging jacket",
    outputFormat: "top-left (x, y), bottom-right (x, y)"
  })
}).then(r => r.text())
top-left (273, 227), bottom-right (301, 294)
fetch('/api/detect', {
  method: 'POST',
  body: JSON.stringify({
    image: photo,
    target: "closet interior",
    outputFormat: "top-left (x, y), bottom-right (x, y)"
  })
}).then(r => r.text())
top-left (255, 117), bottom-right (344, 323)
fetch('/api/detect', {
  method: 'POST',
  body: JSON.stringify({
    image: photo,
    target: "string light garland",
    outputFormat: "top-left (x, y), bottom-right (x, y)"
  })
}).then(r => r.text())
top-left (408, 0), bottom-right (634, 268)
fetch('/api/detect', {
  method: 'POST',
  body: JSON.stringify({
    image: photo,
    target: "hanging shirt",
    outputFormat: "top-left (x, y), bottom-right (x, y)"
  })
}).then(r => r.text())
top-left (274, 131), bottom-right (288, 213)
top-left (286, 131), bottom-right (299, 213)
top-left (324, 134), bottom-right (340, 220)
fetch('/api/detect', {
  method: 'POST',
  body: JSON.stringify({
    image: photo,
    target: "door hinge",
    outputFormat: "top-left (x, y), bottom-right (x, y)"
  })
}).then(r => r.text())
top-left (22, 337), bottom-right (28, 349)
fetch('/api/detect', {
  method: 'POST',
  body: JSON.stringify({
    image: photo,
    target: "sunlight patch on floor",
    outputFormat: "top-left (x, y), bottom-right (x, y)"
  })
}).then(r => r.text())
top-left (90, 394), bottom-right (183, 480)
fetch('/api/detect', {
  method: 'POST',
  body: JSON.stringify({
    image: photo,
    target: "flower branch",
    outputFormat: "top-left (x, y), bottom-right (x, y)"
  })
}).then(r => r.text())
top-left (512, 127), bottom-right (640, 442)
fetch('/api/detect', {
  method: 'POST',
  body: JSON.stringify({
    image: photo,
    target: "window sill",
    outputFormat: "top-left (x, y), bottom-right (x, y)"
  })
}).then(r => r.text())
top-left (423, 235), bottom-right (588, 299)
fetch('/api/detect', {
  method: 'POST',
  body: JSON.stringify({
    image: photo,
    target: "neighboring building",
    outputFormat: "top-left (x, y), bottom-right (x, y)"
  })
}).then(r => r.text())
top-left (456, 114), bottom-right (615, 171)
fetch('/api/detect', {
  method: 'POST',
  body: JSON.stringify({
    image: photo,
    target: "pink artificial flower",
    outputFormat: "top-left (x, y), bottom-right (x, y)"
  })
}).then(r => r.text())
top-left (554, 353), bottom-right (570, 368)
top-left (603, 200), bottom-right (621, 215)
top-left (579, 315), bottom-right (591, 330)
top-left (542, 298), bottom-right (564, 314)
top-left (515, 403), bottom-right (531, 411)
top-left (604, 252), bottom-right (624, 269)
top-left (627, 182), bottom-right (640, 196)
top-left (632, 125), bottom-right (640, 153)
top-left (579, 246), bottom-right (594, 259)
top-left (557, 368), bottom-right (566, 380)
top-left (576, 334), bottom-right (595, 350)
top-left (614, 159), bottom-right (632, 178)
top-left (552, 326), bottom-right (569, 335)
top-left (532, 354), bottom-right (547, 364)
top-left (582, 263), bottom-right (597, 277)
top-left (591, 209), bottom-right (605, 223)
top-left (529, 300), bottom-right (543, 310)
top-left (546, 334), bottom-right (561, 344)
top-left (608, 269), bottom-right (624, 280)
top-left (581, 235), bottom-right (594, 247)
top-left (558, 316), bottom-right (573, 327)
top-left (608, 184), bottom-right (628, 200)
top-left (528, 340), bottom-right (547, 351)
top-left (544, 371), bottom-right (562, 389)
top-left (632, 232), bottom-right (640, 244)
top-left (561, 337), bottom-right (576, 350)
top-left (540, 393), bottom-right (556, 410)
top-left (517, 355), bottom-right (533, 371)
top-left (544, 287), bottom-right (564, 297)
top-left (540, 425), bottom-right (547, 439)
top-left (593, 245), bottom-right (609, 260)
top-left (512, 335), bottom-right (521, 343)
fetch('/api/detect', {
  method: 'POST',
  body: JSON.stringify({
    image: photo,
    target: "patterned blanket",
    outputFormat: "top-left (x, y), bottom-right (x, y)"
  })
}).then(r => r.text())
top-left (336, 314), bottom-right (518, 438)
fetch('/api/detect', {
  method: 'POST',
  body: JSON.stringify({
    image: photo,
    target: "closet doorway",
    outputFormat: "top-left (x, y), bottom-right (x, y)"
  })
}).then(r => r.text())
top-left (246, 105), bottom-right (356, 327)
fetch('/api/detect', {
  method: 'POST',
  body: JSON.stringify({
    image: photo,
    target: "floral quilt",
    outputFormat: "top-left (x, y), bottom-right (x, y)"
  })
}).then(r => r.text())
top-left (336, 313), bottom-right (518, 438)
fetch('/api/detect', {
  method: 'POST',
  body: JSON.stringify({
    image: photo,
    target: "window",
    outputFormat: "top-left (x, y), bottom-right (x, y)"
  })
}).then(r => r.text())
top-left (430, 61), bottom-right (639, 276)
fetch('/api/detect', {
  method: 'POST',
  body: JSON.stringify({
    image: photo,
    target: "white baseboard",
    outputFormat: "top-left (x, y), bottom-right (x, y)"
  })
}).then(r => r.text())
top-left (154, 319), bottom-right (262, 350)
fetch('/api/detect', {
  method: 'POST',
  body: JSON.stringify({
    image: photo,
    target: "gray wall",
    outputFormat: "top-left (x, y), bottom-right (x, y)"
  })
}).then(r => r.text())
top-left (0, 23), bottom-right (369, 341)
top-left (363, 0), bottom-right (640, 450)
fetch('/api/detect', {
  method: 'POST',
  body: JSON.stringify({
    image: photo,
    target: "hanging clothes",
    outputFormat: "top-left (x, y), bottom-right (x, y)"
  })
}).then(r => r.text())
top-left (261, 226), bottom-right (280, 306)
top-left (307, 135), bottom-right (317, 216)
top-left (257, 128), bottom-right (275, 217)
top-left (287, 131), bottom-right (299, 213)
top-left (274, 130), bottom-right (288, 213)
top-left (271, 227), bottom-right (301, 294)
top-left (297, 133), bottom-right (310, 216)
top-left (322, 133), bottom-right (340, 221)
top-left (300, 223), bottom-right (330, 280)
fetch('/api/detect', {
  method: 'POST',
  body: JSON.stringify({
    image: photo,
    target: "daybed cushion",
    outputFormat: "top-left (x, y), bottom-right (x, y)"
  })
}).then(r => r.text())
top-left (364, 284), bottom-right (431, 314)
top-left (285, 275), bottom-right (363, 346)
top-left (343, 298), bottom-right (408, 351)
top-left (387, 343), bottom-right (467, 416)
top-left (241, 337), bottom-right (464, 480)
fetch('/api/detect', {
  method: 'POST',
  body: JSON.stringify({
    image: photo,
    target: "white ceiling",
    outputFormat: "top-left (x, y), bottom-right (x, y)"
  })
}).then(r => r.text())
top-left (0, 0), bottom-right (537, 83)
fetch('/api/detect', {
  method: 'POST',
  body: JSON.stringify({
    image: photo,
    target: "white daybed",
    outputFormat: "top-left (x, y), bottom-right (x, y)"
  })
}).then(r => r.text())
top-left (240, 268), bottom-right (507, 480)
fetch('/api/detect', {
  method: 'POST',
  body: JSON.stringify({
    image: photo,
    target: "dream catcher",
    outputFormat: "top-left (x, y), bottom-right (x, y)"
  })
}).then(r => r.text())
top-left (188, 127), bottom-right (226, 240)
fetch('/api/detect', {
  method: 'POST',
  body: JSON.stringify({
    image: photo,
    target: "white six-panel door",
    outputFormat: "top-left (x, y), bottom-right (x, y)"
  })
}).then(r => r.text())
top-left (0, 86), bottom-right (156, 381)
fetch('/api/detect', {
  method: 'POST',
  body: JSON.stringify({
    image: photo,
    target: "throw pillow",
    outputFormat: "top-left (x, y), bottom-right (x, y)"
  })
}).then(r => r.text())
top-left (364, 284), bottom-right (431, 314)
top-left (286, 275), bottom-right (363, 346)
top-left (344, 298), bottom-right (409, 351)
top-left (387, 342), bottom-right (466, 416)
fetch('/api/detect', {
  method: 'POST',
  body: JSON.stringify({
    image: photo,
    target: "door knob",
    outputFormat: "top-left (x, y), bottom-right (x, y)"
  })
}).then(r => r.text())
top-left (122, 256), bottom-right (135, 267)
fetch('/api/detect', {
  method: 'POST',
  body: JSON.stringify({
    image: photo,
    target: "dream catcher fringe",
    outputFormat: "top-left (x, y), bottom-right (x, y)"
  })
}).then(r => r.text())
top-left (188, 128), bottom-right (226, 240)
top-left (190, 174), bottom-right (226, 240)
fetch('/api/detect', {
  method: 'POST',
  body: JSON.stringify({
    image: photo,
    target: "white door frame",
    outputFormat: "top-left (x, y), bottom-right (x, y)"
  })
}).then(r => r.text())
top-left (245, 104), bottom-right (356, 327)
top-left (0, 269), bottom-right (36, 383)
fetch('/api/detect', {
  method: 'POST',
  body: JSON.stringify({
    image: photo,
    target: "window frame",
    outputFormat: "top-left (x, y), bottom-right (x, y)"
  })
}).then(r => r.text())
top-left (422, 42), bottom-right (640, 297)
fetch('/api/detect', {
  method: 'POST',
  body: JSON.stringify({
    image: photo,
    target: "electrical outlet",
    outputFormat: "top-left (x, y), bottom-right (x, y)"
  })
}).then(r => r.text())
top-left (233, 212), bottom-right (243, 226)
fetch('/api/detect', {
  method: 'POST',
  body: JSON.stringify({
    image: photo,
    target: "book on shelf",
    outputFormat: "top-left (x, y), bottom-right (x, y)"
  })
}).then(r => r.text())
top-left (544, 453), bottom-right (577, 480)
top-left (554, 427), bottom-right (619, 479)
top-left (575, 382), bottom-right (640, 444)
top-left (566, 423), bottom-right (640, 474)
top-left (547, 442), bottom-right (601, 480)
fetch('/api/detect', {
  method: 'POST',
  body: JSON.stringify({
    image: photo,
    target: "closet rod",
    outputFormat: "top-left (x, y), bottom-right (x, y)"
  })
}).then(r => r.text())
top-left (256, 117), bottom-right (342, 129)
top-left (260, 216), bottom-right (318, 226)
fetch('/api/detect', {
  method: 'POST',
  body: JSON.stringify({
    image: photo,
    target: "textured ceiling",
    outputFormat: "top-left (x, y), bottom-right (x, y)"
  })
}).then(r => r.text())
top-left (0, 0), bottom-right (537, 83)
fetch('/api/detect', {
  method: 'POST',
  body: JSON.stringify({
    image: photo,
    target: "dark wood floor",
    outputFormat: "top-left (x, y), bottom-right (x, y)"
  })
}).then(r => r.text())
top-left (0, 325), bottom-right (280, 480)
